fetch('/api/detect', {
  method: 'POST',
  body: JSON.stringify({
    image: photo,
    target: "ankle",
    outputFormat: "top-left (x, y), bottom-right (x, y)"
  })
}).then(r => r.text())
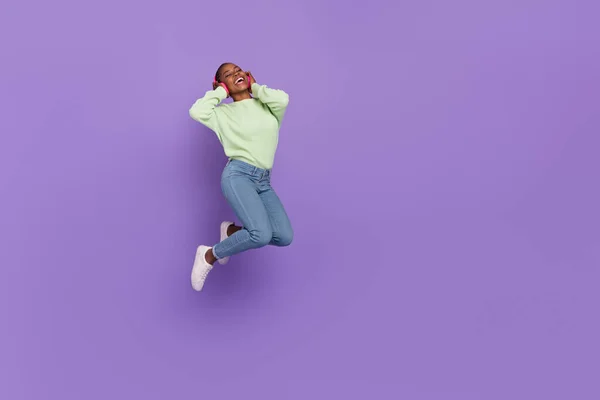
top-left (205, 248), bottom-right (216, 265)
top-left (227, 224), bottom-right (242, 237)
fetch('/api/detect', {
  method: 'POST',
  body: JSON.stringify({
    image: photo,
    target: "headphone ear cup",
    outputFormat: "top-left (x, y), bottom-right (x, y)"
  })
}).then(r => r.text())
top-left (247, 75), bottom-right (251, 86)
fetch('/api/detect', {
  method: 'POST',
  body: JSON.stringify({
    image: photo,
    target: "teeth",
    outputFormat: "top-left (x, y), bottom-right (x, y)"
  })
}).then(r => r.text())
top-left (235, 77), bottom-right (243, 84)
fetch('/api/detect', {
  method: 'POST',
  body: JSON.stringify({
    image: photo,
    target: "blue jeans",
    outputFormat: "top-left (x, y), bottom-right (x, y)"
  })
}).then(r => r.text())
top-left (212, 159), bottom-right (294, 260)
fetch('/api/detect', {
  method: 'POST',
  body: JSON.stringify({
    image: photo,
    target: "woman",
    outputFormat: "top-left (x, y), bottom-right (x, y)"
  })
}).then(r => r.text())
top-left (188, 62), bottom-right (293, 291)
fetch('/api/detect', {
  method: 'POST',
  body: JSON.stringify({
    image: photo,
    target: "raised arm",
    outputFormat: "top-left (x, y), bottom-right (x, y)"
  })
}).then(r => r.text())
top-left (250, 83), bottom-right (290, 125)
top-left (189, 85), bottom-right (228, 130)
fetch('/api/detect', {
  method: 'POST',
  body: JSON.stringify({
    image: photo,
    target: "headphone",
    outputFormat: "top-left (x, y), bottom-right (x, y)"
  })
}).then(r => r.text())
top-left (213, 75), bottom-right (229, 96)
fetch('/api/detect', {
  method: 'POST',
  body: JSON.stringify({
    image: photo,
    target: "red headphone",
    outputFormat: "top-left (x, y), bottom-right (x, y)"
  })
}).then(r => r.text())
top-left (213, 75), bottom-right (229, 96)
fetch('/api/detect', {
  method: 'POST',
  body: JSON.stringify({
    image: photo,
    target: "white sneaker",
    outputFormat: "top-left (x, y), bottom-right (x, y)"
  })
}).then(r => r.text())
top-left (191, 245), bottom-right (213, 291)
top-left (217, 221), bottom-right (234, 265)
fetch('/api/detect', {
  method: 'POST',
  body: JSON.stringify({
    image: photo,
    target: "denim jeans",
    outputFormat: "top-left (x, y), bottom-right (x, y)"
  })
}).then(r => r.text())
top-left (212, 159), bottom-right (293, 260)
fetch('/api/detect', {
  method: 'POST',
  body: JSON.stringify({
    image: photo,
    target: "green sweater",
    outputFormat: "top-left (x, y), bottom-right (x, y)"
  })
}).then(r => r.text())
top-left (189, 83), bottom-right (290, 170)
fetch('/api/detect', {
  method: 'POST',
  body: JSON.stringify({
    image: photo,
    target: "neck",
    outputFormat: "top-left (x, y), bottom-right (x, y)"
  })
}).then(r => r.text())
top-left (231, 90), bottom-right (252, 102)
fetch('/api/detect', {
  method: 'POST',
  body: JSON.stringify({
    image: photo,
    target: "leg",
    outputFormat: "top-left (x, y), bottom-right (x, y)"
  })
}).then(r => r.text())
top-left (211, 174), bottom-right (273, 260)
top-left (227, 224), bottom-right (243, 237)
top-left (220, 190), bottom-right (291, 244)
top-left (260, 186), bottom-right (294, 247)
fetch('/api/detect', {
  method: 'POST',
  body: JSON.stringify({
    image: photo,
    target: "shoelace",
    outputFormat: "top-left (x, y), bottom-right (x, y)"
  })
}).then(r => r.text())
top-left (194, 250), bottom-right (213, 282)
top-left (196, 262), bottom-right (213, 281)
top-left (199, 267), bottom-right (211, 280)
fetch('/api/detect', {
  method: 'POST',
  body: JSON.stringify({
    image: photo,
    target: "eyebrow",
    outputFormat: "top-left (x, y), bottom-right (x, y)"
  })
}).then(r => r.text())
top-left (223, 66), bottom-right (240, 75)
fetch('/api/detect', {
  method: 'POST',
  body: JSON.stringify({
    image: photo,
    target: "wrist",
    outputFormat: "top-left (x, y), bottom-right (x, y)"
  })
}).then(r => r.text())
top-left (219, 83), bottom-right (229, 96)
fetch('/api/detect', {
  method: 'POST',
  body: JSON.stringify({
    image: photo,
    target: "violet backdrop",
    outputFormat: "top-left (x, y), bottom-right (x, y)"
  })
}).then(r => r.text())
top-left (1, 0), bottom-right (599, 399)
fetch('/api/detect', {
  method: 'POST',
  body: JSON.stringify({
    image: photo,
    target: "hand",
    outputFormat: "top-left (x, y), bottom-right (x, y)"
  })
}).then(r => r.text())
top-left (246, 71), bottom-right (256, 92)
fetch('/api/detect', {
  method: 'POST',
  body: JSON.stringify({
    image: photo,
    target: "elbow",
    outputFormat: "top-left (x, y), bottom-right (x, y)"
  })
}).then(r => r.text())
top-left (189, 106), bottom-right (207, 122)
top-left (280, 92), bottom-right (290, 107)
top-left (189, 107), bottom-right (199, 121)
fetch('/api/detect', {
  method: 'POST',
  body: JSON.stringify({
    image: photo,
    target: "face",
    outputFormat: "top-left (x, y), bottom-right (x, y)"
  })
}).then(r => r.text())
top-left (217, 63), bottom-right (248, 93)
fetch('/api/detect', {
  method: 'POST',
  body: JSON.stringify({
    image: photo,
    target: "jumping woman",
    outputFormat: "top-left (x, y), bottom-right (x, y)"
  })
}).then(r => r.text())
top-left (188, 63), bottom-right (293, 291)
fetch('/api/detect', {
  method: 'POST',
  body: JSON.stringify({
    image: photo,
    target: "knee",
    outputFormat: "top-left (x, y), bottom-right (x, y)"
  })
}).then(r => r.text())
top-left (249, 228), bottom-right (272, 248)
top-left (276, 227), bottom-right (294, 247)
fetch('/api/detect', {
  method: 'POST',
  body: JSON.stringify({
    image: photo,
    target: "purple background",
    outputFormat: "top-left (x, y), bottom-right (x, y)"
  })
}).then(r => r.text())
top-left (1, 0), bottom-right (599, 398)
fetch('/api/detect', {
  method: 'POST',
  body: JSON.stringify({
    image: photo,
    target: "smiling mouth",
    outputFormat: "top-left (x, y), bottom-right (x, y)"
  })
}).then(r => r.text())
top-left (235, 77), bottom-right (245, 85)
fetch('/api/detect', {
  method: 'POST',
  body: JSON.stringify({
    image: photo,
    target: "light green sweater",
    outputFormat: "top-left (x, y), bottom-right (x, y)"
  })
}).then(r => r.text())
top-left (189, 83), bottom-right (290, 170)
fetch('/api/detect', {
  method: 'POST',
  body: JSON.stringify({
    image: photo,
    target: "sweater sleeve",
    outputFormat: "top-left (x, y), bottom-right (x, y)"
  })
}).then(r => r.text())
top-left (251, 83), bottom-right (290, 125)
top-left (189, 86), bottom-right (228, 131)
